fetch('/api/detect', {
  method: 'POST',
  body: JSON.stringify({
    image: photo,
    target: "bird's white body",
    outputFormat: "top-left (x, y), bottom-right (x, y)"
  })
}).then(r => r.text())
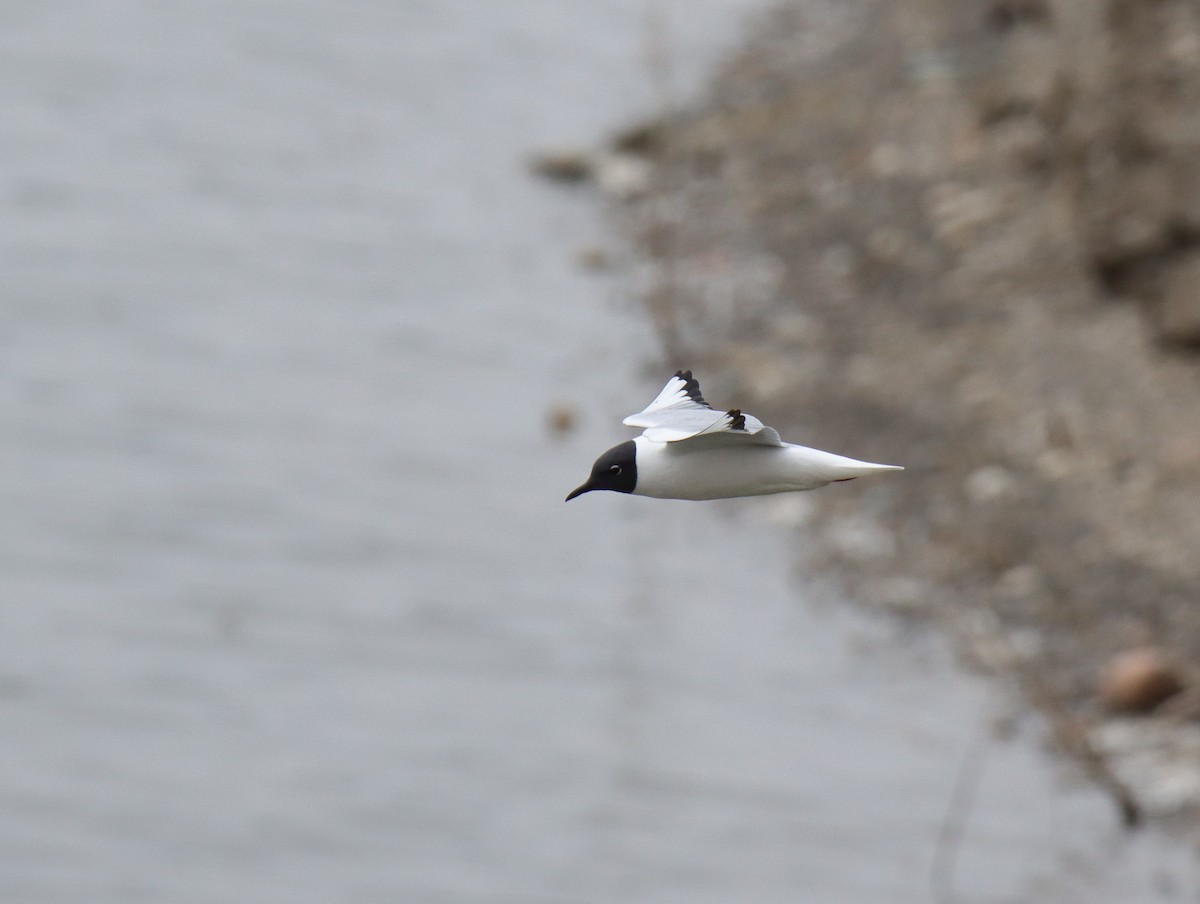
top-left (631, 435), bottom-right (900, 500)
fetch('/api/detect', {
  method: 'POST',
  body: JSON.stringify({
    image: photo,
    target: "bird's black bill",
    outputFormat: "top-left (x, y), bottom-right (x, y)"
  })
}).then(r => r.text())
top-left (565, 484), bottom-right (591, 501)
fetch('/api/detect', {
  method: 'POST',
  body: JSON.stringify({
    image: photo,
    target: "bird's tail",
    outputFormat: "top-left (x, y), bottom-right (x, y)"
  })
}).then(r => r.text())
top-left (790, 444), bottom-right (905, 480)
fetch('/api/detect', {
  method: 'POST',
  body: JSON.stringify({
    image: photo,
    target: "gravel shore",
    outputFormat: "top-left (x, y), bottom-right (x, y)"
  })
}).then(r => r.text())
top-left (607, 0), bottom-right (1200, 823)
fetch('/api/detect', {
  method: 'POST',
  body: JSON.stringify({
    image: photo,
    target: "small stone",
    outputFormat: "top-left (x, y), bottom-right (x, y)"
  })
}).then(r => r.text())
top-left (529, 150), bottom-right (594, 184)
top-left (1099, 647), bottom-right (1185, 714)
top-left (545, 405), bottom-right (578, 436)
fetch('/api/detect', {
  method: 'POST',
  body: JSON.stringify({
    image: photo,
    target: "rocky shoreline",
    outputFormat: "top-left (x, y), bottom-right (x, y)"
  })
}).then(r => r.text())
top-left (566, 0), bottom-right (1200, 825)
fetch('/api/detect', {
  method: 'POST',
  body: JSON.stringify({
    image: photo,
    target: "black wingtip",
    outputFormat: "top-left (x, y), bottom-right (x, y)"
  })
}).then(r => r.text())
top-left (727, 408), bottom-right (746, 431)
top-left (672, 369), bottom-right (712, 409)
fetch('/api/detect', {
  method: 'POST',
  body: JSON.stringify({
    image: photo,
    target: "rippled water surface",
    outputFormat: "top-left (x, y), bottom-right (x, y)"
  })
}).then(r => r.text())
top-left (0, 2), bottom-right (1193, 902)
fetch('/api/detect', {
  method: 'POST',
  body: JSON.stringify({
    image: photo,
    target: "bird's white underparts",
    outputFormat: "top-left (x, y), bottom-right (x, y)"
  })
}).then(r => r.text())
top-left (566, 370), bottom-right (903, 501)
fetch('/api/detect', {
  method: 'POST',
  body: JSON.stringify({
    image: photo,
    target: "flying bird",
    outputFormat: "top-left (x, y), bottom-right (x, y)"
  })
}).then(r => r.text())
top-left (566, 370), bottom-right (903, 501)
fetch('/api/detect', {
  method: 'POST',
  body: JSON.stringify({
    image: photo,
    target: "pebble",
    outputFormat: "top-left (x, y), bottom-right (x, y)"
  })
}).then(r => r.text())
top-left (545, 405), bottom-right (578, 437)
top-left (1098, 647), bottom-right (1185, 714)
top-left (528, 150), bottom-right (593, 184)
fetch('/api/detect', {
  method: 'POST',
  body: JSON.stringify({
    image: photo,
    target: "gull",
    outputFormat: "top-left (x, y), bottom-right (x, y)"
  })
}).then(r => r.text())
top-left (566, 370), bottom-right (903, 501)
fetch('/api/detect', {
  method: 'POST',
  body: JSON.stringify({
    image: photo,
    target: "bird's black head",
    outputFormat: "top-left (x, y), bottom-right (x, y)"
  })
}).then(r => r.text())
top-left (565, 440), bottom-right (637, 501)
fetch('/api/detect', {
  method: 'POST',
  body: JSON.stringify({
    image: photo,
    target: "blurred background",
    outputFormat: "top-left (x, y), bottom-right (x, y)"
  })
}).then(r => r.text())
top-left (1, 1), bottom-right (1196, 902)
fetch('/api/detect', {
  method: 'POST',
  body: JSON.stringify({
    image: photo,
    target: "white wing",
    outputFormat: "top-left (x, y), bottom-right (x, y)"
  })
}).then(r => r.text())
top-left (622, 370), bottom-right (713, 426)
top-left (623, 372), bottom-right (784, 447)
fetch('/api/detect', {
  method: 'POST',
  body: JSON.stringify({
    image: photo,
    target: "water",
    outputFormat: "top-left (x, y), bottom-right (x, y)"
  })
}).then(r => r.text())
top-left (0, 1), bottom-right (1193, 902)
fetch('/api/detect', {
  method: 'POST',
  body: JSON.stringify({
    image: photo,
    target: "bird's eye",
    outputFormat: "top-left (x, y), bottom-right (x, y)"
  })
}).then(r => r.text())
top-left (609, 465), bottom-right (622, 474)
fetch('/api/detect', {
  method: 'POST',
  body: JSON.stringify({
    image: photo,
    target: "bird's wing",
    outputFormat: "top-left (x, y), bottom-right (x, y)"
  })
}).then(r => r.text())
top-left (623, 373), bottom-right (783, 447)
top-left (622, 370), bottom-right (713, 427)
top-left (639, 408), bottom-right (784, 446)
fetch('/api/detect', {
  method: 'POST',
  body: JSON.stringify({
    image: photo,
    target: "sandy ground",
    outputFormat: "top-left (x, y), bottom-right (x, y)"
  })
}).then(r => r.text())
top-left (592, 0), bottom-right (1200, 825)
